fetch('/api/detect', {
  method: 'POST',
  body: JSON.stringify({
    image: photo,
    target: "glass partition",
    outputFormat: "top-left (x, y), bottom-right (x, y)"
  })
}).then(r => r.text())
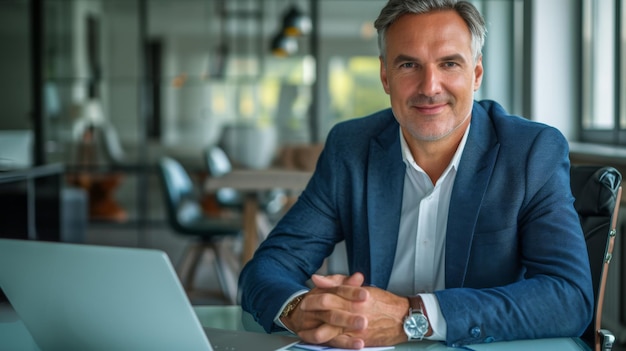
top-left (43, 0), bottom-right (315, 171)
top-left (21, 0), bottom-right (531, 223)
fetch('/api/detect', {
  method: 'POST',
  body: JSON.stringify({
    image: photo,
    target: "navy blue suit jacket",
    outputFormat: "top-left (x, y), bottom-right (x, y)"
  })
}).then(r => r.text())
top-left (239, 100), bottom-right (593, 347)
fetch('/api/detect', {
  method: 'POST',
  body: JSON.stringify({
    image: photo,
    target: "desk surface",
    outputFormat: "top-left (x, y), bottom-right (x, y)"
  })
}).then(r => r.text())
top-left (204, 168), bottom-right (312, 192)
top-left (1, 303), bottom-right (590, 351)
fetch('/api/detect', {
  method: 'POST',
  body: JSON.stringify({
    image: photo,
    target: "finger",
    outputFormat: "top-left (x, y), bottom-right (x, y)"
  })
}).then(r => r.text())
top-left (327, 334), bottom-right (366, 350)
top-left (344, 272), bottom-right (365, 287)
top-left (293, 307), bottom-right (366, 334)
top-left (302, 289), bottom-right (368, 312)
top-left (311, 272), bottom-right (365, 289)
top-left (297, 323), bottom-right (366, 349)
top-left (297, 323), bottom-right (343, 345)
top-left (306, 309), bottom-right (368, 331)
top-left (334, 285), bottom-right (368, 302)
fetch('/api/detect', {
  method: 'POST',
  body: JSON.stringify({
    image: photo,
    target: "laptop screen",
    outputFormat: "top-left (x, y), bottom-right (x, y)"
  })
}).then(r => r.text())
top-left (0, 239), bottom-right (212, 350)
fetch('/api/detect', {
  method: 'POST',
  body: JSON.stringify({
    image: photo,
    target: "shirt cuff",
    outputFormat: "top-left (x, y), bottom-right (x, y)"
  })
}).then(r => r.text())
top-left (419, 293), bottom-right (447, 341)
top-left (273, 290), bottom-right (309, 333)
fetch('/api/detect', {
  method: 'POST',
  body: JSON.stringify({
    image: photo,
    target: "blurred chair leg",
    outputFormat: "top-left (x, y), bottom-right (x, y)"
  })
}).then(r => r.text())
top-left (212, 241), bottom-right (238, 304)
top-left (256, 212), bottom-right (273, 242)
top-left (178, 240), bottom-right (238, 304)
top-left (178, 242), bottom-right (204, 292)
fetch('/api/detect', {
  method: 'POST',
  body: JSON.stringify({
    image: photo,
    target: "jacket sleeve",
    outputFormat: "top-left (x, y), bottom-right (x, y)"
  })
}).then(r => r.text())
top-left (238, 128), bottom-right (345, 333)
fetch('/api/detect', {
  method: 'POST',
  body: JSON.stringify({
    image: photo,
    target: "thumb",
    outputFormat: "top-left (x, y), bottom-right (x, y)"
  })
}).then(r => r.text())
top-left (344, 272), bottom-right (365, 287)
top-left (311, 272), bottom-right (365, 289)
top-left (311, 274), bottom-right (349, 288)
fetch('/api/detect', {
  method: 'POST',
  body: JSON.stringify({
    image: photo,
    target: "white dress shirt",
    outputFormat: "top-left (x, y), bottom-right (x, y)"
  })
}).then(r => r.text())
top-left (387, 124), bottom-right (470, 340)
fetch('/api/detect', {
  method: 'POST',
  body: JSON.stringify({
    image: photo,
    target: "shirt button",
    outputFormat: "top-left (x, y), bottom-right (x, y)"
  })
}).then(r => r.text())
top-left (470, 326), bottom-right (481, 338)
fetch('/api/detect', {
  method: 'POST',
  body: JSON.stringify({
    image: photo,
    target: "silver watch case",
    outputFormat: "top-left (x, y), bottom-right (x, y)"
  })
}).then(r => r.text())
top-left (403, 310), bottom-right (429, 340)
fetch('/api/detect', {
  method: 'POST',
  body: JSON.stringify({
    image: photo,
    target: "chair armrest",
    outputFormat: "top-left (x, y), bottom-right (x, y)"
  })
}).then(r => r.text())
top-left (598, 329), bottom-right (616, 351)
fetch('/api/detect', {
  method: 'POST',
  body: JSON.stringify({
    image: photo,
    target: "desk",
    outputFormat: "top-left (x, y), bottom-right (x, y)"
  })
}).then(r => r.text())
top-left (0, 303), bottom-right (591, 351)
top-left (204, 169), bottom-right (312, 264)
top-left (196, 306), bottom-right (591, 351)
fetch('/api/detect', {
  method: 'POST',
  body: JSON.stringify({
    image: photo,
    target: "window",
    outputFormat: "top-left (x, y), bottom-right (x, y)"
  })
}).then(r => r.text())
top-left (581, 0), bottom-right (625, 144)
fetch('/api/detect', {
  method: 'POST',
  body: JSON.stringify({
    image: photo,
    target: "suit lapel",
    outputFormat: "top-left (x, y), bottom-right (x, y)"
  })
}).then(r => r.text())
top-left (445, 102), bottom-right (500, 288)
top-left (366, 119), bottom-right (405, 288)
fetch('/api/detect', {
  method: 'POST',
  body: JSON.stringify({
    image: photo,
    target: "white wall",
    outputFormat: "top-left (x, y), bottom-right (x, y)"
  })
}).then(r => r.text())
top-left (530, 0), bottom-right (580, 140)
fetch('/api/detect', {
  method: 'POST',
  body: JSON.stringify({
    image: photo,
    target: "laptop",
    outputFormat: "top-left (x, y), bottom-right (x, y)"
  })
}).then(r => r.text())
top-left (0, 239), bottom-right (298, 351)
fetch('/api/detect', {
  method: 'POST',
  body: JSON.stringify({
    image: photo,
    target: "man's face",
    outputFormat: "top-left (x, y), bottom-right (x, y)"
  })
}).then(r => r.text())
top-left (380, 10), bottom-right (483, 143)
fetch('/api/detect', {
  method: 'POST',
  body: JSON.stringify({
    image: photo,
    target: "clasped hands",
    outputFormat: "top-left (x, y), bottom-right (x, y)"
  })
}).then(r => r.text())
top-left (280, 272), bottom-right (409, 349)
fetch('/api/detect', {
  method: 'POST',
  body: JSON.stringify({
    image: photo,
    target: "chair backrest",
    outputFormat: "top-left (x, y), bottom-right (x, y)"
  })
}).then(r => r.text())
top-left (204, 146), bottom-right (243, 206)
top-left (205, 145), bottom-right (232, 178)
top-left (158, 157), bottom-right (202, 231)
top-left (570, 165), bottom-right (622, 351)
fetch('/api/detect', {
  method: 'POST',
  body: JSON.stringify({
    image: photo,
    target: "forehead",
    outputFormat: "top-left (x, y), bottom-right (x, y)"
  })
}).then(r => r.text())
top-left (385, 10), bottom-right (473, 56)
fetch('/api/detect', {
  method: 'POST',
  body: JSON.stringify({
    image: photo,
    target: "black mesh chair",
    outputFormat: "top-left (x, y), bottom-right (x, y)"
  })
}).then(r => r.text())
top-left (570, 165), bottom-right (622, 351)
top-left (158, 156), bottom-right (241, 304)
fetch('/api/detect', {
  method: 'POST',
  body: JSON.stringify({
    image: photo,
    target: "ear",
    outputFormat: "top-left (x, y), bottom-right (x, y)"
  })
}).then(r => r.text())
top-left (473, 55), bottom-right (484, 92)
top-left (380, 56), bottom-right (391, 94)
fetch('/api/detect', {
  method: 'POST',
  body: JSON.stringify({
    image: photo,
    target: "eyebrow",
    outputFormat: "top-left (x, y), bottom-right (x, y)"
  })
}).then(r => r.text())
top-left (391, 53), bottom-right (468, 66)
top-left (439, 53), bottom-right (468, 64)
top-left (391, 54), bottom-right (418, 66)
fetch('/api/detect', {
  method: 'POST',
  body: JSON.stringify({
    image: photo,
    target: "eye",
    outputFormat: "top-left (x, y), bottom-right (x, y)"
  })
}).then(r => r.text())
top-left (443, 61), bottom-right (460, 68)
top-left (400, 62), bottom-right (416, 69)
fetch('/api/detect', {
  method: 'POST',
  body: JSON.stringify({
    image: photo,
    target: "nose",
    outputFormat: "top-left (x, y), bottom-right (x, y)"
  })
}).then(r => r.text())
top-left (418, 65), bottom-right (443, 97)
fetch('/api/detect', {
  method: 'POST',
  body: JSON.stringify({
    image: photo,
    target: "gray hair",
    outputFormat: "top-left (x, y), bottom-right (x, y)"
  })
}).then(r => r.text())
top-left (374, 0), bottom-right (486, 63)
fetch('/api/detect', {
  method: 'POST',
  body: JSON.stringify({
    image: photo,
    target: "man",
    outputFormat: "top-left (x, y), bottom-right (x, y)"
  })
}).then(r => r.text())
top-left (239, 0), bottom-right (593, 349)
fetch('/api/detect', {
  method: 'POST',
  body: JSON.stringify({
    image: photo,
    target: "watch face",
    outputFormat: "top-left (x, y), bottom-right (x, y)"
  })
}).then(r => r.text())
top-left (403, 313), bottom-right (429, 339)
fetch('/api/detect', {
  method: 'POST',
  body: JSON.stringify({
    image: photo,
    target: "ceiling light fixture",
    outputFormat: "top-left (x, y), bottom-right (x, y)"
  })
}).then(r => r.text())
top-left (281, 5), bottom-right (311, 37)
top-left (270, 3), bottom-right (311, 57)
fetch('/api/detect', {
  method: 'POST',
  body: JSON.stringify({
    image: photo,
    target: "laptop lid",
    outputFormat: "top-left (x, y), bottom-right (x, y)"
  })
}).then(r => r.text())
top-left (0, 239), bottom-right (297, 351)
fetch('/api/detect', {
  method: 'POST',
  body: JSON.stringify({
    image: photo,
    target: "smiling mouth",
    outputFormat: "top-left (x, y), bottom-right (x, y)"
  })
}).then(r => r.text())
top-left (414, 104), bottom-right (446, 115)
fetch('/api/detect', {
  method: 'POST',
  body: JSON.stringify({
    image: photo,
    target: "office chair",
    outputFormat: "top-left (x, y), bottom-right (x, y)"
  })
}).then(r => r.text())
top-left (570, 165), bottom-right (622, 351)
top-left (158, 156), bottom-right (242, 304)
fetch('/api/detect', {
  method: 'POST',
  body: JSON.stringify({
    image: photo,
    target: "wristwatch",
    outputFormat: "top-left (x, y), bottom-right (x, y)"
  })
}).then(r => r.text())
top-left (280, 294), bottom-right (305, 319)
top-left (403, 296), bottom-right (432, 341)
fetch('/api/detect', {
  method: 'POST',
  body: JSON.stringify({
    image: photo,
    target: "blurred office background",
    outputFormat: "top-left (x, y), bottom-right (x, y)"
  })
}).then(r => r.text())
top-left (0, 0), bottom-right (625, 346)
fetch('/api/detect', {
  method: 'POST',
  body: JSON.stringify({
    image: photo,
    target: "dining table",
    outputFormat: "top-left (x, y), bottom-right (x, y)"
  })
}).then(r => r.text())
top-left (204, 168), bottom-right (313, 265)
